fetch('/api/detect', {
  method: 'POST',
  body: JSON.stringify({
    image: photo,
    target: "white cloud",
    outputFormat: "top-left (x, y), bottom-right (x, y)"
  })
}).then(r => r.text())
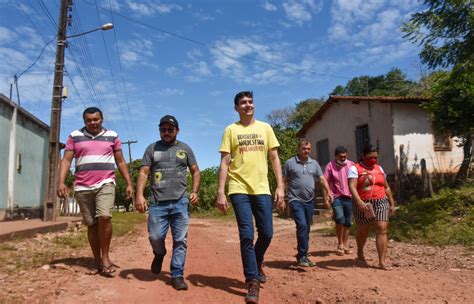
top-left (16, 26), bottom-right (44, 50)
top-left (158, 88), bottom-right (184, 96)
top-left (327, 0), bottom-right (421, 51)
top-left (103, 0), bottom-right (120, 11)
top-left (262, 1), bottom-right (278, 11)
top-left (193, 10), bottom-right (215, 21)
top-left (119, 37), bottom-right (154, 67)
top-left (0, 26), bottom-right (17, 43)
top-left (165, 66), bottom-right (179, 76)
top-left (282, 0), bottom-right (323, 26)
top-left (183, 49), bottom-right (213, 81)
top-left (210, 37), bottom-right (290, 84)
top-left (126, 1), bottom-right (182, 16)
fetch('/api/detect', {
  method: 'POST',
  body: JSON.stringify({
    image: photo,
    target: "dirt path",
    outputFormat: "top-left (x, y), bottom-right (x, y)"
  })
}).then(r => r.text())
top-left (2, 216), bottom-right (473, 303)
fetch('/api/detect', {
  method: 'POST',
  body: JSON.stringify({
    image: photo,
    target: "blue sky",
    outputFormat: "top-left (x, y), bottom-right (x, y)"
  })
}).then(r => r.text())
top-left (0, 0), bottom-right (425, 169)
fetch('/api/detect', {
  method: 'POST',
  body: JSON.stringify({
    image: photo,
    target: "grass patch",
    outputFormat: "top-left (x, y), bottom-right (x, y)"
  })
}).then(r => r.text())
top-left (112, 211), bottom-right (147, 237)
top-left (390, 183), bottom-right (474, 247)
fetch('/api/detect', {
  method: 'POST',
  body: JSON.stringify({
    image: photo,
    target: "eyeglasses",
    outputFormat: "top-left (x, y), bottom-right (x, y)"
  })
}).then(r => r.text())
top-left (367, 156), bottom-right (378, 160)
top-left (159, 127), bottom-right (176, 133)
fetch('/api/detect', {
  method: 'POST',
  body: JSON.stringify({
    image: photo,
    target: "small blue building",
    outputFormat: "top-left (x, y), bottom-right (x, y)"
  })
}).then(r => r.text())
top-left (0, 94), bottom-right (49, 221)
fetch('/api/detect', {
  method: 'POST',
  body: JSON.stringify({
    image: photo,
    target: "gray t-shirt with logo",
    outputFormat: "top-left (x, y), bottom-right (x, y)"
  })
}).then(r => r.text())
top-left (283, 155), bottom-right (323, 203)
top-left (141, 140), bottom-right (197, 202)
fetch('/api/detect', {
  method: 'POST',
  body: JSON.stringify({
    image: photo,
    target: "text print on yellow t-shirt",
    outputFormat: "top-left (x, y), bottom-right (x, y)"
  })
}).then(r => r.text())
top-left (237, 133), bottom-right (265, 154)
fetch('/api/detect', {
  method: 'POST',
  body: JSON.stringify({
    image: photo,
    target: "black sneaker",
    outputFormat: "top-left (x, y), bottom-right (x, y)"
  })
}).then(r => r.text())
top-left (151, 254), bottom-right (164, 274)
top-left (257, 265), bottom-right (266, 284)
top-left (171, 276), bottom-right (188, 291)
top-left (245, 280), bottom-right (260, 303)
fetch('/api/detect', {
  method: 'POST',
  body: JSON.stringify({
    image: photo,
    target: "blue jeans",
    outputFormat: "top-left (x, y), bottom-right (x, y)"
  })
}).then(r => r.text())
top-left (230, 194), bottom-right (273, 282)
top-left (289, 200), bottom-right (314, 258)
top-left (148, 196), bottom-right (189, 278)
top-left (332, 197), bottom-right (353, 227)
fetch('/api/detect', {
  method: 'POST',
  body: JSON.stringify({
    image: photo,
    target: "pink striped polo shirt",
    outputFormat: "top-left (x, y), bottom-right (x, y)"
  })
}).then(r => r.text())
top-left (65, 127), bottom-right (122, 191)
top-left (323, 159), bottom-right (354, 199)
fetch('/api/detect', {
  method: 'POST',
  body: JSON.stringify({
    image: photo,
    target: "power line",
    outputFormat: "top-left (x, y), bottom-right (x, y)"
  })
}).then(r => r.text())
top-left (107, 0), bottom-right (137, 140)
top-left (93, 0), bottom-right (132, 140)
top-left (37, 0), bottom-right (58, 29)
top-left (63, 66), bottom-right (87, 108)
top-left (85, 0), bottom-right (351, 80)
top-left (17, 36), bottom-right (55, 79)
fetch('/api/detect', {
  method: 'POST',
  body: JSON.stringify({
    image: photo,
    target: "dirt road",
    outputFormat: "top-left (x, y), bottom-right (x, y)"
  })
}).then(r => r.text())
top-left (2, 216), bottom-right (473, 303)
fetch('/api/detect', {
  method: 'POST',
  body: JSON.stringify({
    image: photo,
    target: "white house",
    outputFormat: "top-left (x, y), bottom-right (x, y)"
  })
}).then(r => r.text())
top-left (297, 96), bottom-right (464, 177)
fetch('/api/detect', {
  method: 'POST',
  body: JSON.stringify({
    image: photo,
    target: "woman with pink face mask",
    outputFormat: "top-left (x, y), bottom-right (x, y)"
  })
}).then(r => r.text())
top-left (348, 144), bottom-right (396, 270)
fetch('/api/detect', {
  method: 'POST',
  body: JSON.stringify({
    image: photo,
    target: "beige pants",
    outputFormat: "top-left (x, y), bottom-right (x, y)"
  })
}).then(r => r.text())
top-left (75, 183), bottom-right (115, 226)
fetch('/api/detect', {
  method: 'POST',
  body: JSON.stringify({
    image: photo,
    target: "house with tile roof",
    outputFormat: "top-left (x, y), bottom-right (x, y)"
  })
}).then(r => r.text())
top-left (297, 96), bottom-right (464, 178)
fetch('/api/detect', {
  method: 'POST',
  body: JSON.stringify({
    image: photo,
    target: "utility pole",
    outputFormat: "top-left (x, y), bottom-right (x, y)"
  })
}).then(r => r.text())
top-left (44, 0), bottom-right (69, 221)
top-left (123, 140), bottom-right (137, 165)
top-left (123, 140), bottom-right (137, 211)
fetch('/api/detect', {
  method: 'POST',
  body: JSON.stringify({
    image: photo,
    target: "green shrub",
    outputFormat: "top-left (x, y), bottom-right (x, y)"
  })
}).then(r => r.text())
top-left (390, 183), bottom-right (474, 246)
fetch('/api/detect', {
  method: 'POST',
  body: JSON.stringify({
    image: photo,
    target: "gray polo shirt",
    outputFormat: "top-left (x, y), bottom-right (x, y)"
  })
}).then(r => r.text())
top-left (283, 155), bottom-right (323, 203)
top-left (142, 140), bottom-right (197, 202)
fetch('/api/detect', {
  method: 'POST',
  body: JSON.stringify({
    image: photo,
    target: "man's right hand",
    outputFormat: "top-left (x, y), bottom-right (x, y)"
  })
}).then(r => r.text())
top-left (135, 195), bottom-right (148, 213)
top-left (57, 183), bottom-right (69, 199)
top-left (216, 192), bottom-right (229, 214)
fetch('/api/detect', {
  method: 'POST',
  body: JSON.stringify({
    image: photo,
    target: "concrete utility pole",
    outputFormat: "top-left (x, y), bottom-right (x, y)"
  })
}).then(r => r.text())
top-left (123, 140), bottom-right (137, 211)
top-left (43, 0), bottom-right (69, 221)
top-left (123, 140), bottom-right (138, 165)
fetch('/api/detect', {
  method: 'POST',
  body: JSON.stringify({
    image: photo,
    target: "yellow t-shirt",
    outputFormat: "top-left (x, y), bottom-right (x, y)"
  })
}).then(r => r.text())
top-left (219, 120), bottom-right (280, 195)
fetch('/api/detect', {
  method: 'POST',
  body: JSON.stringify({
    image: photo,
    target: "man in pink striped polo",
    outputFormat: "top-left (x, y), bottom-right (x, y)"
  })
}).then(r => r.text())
top-left (57, 107), bottom-right (132, 276)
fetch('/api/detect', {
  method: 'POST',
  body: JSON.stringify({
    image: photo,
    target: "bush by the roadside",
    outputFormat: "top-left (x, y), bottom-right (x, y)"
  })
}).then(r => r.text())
top-left (390, 184), bottom-right (474, 247)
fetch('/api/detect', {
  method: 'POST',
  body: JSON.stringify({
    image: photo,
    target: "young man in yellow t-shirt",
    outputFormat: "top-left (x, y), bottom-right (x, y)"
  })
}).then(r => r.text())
top-left (217, 91), bottom-right (285, 304)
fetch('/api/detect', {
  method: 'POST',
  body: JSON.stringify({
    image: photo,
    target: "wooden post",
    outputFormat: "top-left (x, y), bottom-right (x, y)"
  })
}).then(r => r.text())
top-left (421, 159), bottom-right (433, 198)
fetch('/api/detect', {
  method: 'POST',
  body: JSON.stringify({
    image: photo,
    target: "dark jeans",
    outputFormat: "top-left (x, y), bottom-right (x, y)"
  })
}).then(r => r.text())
top-left (289, 199), bottom-right (314, 258)
top-left (230, 194), bottom-right (273, 282)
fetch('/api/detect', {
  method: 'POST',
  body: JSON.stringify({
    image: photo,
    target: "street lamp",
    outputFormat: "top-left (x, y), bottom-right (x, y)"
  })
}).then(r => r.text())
top-left (66, 23), bottom-right (114, 39)
top-left (43, 0), bottom-right (114, 222)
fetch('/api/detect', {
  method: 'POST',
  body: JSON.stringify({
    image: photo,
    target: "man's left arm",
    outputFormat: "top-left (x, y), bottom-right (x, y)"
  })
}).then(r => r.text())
top-left (269, 148), bottom-right (285, 213)
top-left (114, 150), bottom-right (133, 198)
top-left (188, 163), bottom-right (201, 206)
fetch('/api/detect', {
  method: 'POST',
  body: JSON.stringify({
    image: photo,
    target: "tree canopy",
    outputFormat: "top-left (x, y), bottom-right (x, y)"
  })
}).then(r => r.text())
top-left (402, 0), bottom-right (474, 182)
top-left (329, 68), bottom-right (418, 96)
top-left (401, 0), bottom-right (473, 69)
top-left (266, 98), bottom-right (324, 130)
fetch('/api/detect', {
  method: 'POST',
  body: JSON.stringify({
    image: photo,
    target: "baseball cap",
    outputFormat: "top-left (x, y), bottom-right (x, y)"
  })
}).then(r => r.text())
top-left (159, 115), bottom-right (179, 128)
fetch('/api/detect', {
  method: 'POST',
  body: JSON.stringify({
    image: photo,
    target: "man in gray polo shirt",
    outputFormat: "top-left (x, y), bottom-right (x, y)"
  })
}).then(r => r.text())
top-left (283, 138), bottom-right (332, 266)
top-left (135, 115), bottom-right (201, 290)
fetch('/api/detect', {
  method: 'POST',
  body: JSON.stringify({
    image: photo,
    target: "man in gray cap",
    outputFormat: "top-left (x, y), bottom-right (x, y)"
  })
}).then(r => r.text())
top-left (135, 114), bottom-right (201, 290)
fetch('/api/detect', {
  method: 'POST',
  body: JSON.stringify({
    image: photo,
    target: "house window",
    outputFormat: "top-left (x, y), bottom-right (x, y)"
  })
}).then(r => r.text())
top-left (316, 138), bottom-right (330, 168)
top-left (355, 125), bottom-right (370, 159)
top-left (433, 133), bottom-right (452, 151)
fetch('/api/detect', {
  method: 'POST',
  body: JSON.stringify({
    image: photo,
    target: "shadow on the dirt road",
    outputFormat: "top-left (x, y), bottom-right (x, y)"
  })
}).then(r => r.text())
top-left (316, 258), bottom-right (378, 270)
top-left (264, 260), bottom-right (307, 272)
top-left (50, 257), bottom-right (98, 270)
top-left (119, 268), bottom-right (170, 282)
top-left (187, 274), bottom-right (246, 297)
top-left (308, 250), bottom-right (334, 257)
